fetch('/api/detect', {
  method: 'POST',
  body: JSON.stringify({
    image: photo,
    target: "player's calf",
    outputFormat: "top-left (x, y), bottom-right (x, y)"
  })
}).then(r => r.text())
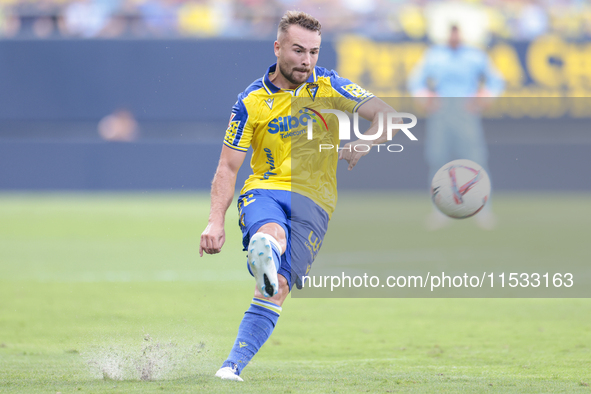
top-left (254, 272), bottom-right (290, 307)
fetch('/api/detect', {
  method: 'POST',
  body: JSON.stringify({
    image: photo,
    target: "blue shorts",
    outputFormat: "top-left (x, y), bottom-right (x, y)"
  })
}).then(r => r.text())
top-left (237, 189), bottom-right (330, 290)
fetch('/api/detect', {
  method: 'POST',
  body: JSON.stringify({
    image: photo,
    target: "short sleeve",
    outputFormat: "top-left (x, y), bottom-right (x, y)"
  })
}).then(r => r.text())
top-left (329, 71), bottom-right (374, 113)
top-left (223, 96), bottom-right (253, 152)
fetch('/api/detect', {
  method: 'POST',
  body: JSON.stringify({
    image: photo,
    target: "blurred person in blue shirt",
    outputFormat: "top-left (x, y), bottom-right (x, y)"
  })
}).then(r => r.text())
top-left (408, 25), bottom-right (504, 230)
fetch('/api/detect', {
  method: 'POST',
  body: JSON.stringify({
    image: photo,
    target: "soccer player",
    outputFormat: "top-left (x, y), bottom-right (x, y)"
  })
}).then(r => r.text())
top-left (408, 25), bottom-right (504, 230)
top-left (200, 11), bottom-right (399, 381)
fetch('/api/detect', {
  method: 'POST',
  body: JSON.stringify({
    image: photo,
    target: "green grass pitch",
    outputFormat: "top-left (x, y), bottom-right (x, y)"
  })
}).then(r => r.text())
top-left (1, 192), bottom-right (590, 393)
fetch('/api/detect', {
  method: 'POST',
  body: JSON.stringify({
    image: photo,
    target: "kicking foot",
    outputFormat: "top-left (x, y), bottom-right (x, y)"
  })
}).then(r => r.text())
top-left (248, 233), bottom-right (279, 298)
top-left (215, 367), bottom-right (243, 382)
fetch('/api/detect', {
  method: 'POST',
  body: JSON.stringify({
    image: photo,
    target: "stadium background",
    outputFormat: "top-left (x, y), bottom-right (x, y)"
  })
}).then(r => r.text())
top-left (0, 0), bottom-right (589, 192)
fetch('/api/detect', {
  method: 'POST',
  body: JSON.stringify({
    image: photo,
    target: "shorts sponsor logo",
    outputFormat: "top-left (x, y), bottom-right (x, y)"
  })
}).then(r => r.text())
top-left (305, 231), bottom-right (322, 259)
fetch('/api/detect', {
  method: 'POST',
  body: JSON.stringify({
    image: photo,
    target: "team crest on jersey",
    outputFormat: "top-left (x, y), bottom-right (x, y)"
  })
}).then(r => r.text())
top-left (264, 98), bottom-right (274, 110)
top-left (341, 83), bottom-right (372, 99)
top-left (306, 83), bottom-right (319, 101)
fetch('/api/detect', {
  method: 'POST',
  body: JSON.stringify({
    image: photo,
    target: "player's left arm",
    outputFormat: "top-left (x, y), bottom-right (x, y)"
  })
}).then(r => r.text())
top-left (469, 52), bottom-right (506, 112)
top-left (480, 53), bottom-right (505, 97)
top-left (200, 145), bottom-right (247, 257)
top-left (339, 97), bottom-right (402, 170)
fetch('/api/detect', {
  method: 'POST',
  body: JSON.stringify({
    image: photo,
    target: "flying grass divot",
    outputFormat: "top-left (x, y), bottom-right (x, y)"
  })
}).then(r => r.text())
top-left (83, 334), bottom-right (206, 381)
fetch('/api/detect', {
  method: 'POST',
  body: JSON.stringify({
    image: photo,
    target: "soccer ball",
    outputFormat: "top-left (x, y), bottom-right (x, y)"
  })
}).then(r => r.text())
top-left (431, 159), bottom-right (491, 219)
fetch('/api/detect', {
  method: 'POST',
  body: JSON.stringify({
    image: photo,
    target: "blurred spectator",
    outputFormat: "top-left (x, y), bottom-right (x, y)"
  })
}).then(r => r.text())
top-left (100, 0), bottom-right (145, 37)
top-left (140, 0), bottom-right (178, 37)
top-left (517, 0), bottom-right (548, 40)
top-left (9, 0), bottom-right (62, 38)
top-left (98, 109), bottom-right (139, 142)
top-left (408, 25), bottom-right (505, 230)
top-left (30, 0), bottom-right (61, 38)
top-left (178, 0), bottom-right (231, 37)
top-left (60, 0), bottom-right (110, 37)
top-left (0, 0), bottom-right (588, 40)
top-left (0, 6), bottom-right (21, 38)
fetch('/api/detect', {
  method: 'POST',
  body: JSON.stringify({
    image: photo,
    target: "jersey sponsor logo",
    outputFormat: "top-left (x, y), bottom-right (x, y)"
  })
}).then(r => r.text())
top-left (263, 148), bottom-right (276, 179)
top-left (266, 109), bottom-right (326, 138)
top-left (341, 83), bottom-right (372, 99)
top-left (264, 98), bottom-right (274, 110)
top-left (267, 114), bottom-right (309, 135)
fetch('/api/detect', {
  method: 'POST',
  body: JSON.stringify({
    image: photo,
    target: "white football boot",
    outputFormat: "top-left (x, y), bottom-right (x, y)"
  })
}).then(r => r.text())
top-left (214, 367), bottom-right (243, 382)
top-left (248, 233), bottom-right (279, 298)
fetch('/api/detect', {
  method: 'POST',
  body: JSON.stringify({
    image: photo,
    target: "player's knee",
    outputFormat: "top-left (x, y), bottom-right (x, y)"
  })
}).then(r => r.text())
top-left (254, 275), bottom-right (290, 306)
top-left (274, 275), bottom-right (290, 306)
top-left (278, 274), bottom-right (289, 292)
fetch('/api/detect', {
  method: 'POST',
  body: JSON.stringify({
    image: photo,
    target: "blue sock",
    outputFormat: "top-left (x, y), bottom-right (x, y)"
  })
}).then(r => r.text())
top-left (221, 298), bottom-right (282, 375)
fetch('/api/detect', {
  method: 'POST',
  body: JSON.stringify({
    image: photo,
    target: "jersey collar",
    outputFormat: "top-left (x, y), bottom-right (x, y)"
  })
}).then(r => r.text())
top-left (262, 63), bottom-right (317, 95)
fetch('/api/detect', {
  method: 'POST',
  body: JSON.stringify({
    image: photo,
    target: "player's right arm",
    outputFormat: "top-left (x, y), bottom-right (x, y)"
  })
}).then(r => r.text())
top-left (200, 145), bottom-right (246, 257)
top-left (200, 92), bottom-right (254, 256)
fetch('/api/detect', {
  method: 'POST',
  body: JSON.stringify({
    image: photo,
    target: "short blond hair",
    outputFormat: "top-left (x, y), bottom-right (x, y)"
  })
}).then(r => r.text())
top-left (277, 11), bottom-right (321, 38)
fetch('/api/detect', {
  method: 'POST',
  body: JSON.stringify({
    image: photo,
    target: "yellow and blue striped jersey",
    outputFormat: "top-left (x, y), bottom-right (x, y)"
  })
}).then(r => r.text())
top-left (223, 63), bottom-right (374, 217)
